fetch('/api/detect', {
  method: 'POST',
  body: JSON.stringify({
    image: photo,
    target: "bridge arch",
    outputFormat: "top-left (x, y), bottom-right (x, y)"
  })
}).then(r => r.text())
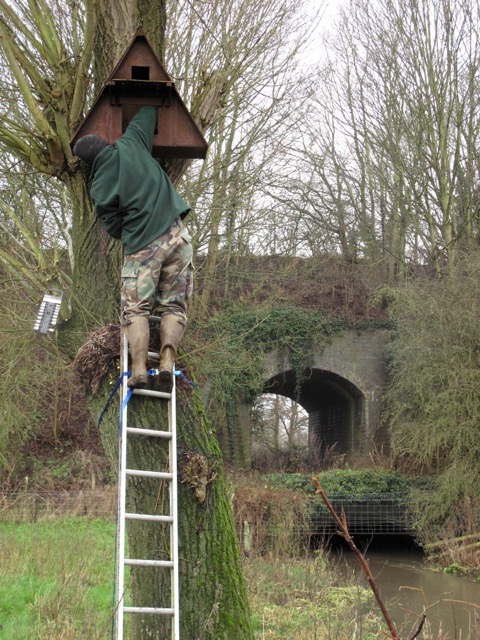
top-left (223, 328), bottom-right (391, 467)
top-left (263, 367), bottom-right (365, 459)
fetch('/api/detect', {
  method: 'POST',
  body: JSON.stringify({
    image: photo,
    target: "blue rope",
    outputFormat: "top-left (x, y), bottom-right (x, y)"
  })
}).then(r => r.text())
top-left (175, 370), bottom-right (196, 387)
top-left (98, 369), bottom-right (158, 431)
top-left (97, 372), bottom-right (129, 429)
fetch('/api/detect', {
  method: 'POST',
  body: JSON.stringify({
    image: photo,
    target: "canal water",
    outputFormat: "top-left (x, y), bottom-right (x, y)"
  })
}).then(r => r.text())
top-left (333, 537), bottom-right (480, 639)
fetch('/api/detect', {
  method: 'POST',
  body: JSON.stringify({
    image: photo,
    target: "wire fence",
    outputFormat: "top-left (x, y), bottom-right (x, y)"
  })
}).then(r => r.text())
top-left (0, 489), bottom-right (415, 536)
top-left (308, 494), bottom-right (415, 535)
top-left (0, 489), bottom-right (117, 522)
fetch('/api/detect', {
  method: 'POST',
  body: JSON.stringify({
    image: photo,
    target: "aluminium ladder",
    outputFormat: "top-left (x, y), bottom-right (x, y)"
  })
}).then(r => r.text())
top-left (116, 319), bottom-right (180, 640)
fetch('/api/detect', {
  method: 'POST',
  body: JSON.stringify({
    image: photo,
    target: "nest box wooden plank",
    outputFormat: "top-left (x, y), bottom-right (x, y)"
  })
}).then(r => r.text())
top-left (71, 29), bottom-right (208, 159)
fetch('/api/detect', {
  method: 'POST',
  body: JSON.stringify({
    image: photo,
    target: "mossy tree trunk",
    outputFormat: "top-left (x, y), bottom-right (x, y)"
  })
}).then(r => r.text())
top-left (64, 173), bottom-right (122, 346)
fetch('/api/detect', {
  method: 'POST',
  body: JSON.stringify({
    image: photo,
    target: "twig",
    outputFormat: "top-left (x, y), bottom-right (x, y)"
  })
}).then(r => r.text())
top-left (440, 598), bottom-right (480, 611)
top-left (406, 612), bottom-right (426, 640)
top-left (312, 477), bottom-right (401, 640)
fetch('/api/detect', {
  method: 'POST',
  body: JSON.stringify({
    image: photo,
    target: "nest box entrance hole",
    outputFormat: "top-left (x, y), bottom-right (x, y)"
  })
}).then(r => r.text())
top-left (131, 65), bottom-right (150, 80)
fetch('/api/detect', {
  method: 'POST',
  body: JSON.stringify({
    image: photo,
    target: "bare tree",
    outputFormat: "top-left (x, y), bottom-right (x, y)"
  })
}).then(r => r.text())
top-left (168, 0), bottom-right (322, 314)
top-left (253, 393), bottom-right (308, 467)
top-left (277, 0), bottom-right (480, 274)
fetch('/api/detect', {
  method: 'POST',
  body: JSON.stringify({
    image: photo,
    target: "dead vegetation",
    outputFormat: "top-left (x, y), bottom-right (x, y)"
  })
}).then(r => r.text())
top-left (73, 323), bottom-right (121, 394)
top-left (199, 254), bottom-right (392, 321)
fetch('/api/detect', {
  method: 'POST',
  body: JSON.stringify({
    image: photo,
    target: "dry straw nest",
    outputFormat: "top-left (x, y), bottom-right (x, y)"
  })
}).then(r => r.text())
top-left (73, 323), bottom-right (121, 394)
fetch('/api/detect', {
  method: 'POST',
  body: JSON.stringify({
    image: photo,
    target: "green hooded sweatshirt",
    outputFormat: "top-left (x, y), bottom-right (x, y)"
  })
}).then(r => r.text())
top-left (90, 106), bottom-right (190, 255)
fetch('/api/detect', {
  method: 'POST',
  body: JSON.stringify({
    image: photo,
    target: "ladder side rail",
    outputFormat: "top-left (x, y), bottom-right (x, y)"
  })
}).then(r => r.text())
top-left (170, 379), bottom-right (180, 640)
top-left (116, 329), bottom-right (130, 640)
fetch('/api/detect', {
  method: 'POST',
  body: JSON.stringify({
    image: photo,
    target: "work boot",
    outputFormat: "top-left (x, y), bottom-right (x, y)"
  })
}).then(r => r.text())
top-left (124, 316), bottom-right (150, 387)
top-left (158, 315), bottom-right (185, 392)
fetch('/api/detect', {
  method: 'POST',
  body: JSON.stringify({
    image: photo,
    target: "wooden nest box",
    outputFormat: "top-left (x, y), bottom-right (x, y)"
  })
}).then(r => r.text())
top-left (71, 28), bottom-right (208, 159)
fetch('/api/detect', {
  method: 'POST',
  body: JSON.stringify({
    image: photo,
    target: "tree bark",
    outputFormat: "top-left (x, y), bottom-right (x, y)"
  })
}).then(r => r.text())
top-left (63, 172), bottom-right (122, 352)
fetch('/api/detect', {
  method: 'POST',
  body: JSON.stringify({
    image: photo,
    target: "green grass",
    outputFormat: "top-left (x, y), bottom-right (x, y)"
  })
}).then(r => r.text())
top-left (244, 555), bottom-right (384, 639)
top-left (0, 517), bottom-right (386, 639)
top-left (8, 516), bottom-right (475, 640)
top-left (0, 518), bottom-right (117, 640)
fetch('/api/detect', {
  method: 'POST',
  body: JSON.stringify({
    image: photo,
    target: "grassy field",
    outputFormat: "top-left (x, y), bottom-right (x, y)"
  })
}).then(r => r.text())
top-left (0, 518), bottom-right (117, 640)
top-left (0, 516), bottom-right (388, 640)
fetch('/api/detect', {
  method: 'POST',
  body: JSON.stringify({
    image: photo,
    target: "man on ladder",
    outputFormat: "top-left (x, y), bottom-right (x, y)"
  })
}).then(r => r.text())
top-left (73, 105), bottom-right (193, 391)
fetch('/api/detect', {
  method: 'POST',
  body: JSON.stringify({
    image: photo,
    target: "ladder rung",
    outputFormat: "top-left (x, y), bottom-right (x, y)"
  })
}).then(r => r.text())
top-left (125, 512), bottom-right (173, 523)
top-left (149, 315), bottom-right (162, 323)
top-left (126, 426), bottom-right (172, 439)
top-left (126, 469), bottom-right (173, 479)
top-left (123, 607), bottom-right (174, 615)
top-left (133, 388), bottom-right (172, 400)
top-left (147, 350), bottom-right (160, 359)
top-left (125, 559), bottom-right (174, 568)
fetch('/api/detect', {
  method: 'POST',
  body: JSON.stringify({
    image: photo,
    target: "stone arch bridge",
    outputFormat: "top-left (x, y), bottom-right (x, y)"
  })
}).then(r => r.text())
top-left (218, 328), bottom-right (391, 467)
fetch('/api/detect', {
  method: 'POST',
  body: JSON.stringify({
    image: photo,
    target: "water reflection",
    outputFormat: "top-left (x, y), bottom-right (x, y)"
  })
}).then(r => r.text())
top-left (331, 536), bottom-right (480, 639)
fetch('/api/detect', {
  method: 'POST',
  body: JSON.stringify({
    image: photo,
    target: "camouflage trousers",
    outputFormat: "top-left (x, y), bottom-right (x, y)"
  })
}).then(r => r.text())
top-left (121, 219), bottom-right (193, 325)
